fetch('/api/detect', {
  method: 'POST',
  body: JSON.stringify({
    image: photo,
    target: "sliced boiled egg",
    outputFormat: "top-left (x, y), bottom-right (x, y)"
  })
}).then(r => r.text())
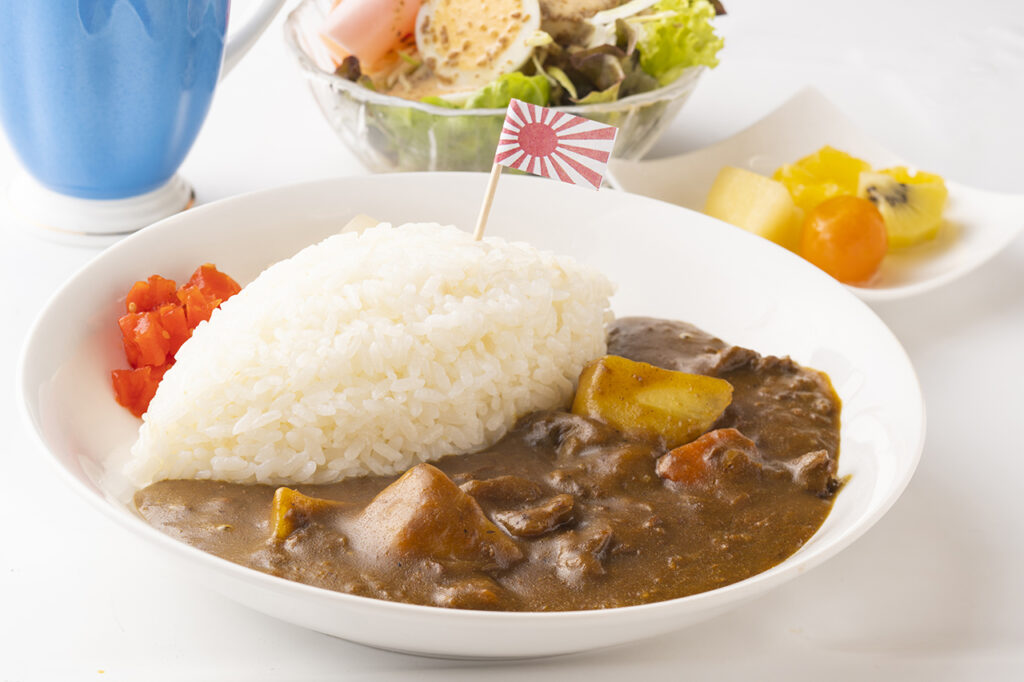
top-left (415, 0), bottom-right (541, 91)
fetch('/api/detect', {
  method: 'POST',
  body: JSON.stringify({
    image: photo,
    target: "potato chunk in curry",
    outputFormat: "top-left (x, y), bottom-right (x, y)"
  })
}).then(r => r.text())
top-left (269, 487), bottom-right (349, 540)
top-left (572, 355), bottom-right (733, 448)
top-left (352, 463), bottom-right (523, 570)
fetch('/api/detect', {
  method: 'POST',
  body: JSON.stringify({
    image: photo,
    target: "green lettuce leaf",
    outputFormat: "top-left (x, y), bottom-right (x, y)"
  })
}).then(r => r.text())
top-left (363, 101), bottom-right (504, 171)
top-left (636, 0), bottom-right (724, 86)
top-left (421, 72), bottom-right (550, 109)
top-left (420, 95), bottom-right (458, 109)
top-left (544, 65), bottom-right (578, 101)
top-left (568, 45), bottom-right (627, 93)
top-left (574, 82), bottom-right (621, 105)
top-left (463, 72), bottom-right (550, 109)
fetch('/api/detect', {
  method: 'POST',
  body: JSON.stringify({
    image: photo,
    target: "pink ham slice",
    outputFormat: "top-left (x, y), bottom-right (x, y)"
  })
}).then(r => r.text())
top-left (322, 0), bottom-right (421, 67)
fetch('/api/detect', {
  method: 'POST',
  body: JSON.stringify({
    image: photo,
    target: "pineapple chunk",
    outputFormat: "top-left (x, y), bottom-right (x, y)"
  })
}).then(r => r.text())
top-left (704, 166), bottom-right (804, 252)
top-left (571, 355), bottom-right (733, 449)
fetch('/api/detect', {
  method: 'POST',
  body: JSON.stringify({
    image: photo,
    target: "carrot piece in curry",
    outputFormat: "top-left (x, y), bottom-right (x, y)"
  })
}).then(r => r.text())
top-left (656, 428), bottom-right (758, 484)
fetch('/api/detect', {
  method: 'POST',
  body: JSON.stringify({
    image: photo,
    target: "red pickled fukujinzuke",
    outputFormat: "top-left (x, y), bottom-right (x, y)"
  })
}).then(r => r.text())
top-left (111, 264), bottom-right (241, 417)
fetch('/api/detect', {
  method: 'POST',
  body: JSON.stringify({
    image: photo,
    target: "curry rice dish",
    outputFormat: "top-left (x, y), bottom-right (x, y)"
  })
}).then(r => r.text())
top-left (136, 317), bottom-right (842, 612)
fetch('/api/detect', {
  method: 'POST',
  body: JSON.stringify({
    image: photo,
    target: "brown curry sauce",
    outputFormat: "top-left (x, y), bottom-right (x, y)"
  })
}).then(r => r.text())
top-left (135, 317), bottom-right (842, 611)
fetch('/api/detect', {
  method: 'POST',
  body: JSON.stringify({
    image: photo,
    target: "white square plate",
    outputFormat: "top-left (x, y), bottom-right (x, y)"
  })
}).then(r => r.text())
top-left (608, 88), bottom-right (1024, 301)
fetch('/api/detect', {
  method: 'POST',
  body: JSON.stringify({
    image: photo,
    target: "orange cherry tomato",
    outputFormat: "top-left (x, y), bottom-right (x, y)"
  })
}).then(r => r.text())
top-left (801, 196), bottom-right (887, 285)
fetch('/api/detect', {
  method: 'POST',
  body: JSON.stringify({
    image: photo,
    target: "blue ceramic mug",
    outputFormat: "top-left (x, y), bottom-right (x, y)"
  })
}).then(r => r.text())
top-left (0, 0), bottom-right (282, 233)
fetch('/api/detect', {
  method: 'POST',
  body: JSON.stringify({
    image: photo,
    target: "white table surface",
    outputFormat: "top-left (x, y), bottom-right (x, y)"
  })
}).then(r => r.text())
top-left (3, 1), bottom-right (1023, 679)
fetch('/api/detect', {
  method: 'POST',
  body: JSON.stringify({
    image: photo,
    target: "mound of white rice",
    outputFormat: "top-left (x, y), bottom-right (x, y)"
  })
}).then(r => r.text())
top-left (126, 222), bottom-right (614, 486)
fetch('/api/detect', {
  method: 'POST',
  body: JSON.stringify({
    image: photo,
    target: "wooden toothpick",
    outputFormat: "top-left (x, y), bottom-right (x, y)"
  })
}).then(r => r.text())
top-left (473, 162), bottom-right (503, 241)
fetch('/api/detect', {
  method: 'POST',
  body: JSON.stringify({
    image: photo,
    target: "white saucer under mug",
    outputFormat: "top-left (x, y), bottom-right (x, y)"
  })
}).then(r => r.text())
top-left (4, 171), bottom-right (195, 247)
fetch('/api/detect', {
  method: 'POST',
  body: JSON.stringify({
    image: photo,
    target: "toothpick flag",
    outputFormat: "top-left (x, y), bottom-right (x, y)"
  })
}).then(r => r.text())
top-left (474, 100), bottom-right (619, 240)
top-left (495, 99), bottom-right (619, 190)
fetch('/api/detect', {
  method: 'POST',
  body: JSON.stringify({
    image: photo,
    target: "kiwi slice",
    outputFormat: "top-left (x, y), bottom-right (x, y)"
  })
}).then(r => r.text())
top-left (857, 169), bottom-right (948, 248)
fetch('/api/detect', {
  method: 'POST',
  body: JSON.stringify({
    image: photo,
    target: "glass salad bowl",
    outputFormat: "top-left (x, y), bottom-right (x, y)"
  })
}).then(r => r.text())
top-left (284, 0), bottom-right (707, 173)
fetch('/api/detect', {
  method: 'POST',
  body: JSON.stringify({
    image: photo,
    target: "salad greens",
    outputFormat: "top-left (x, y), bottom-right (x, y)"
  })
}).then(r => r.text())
top-left (530, 0), bottom-right (722, 106)
top-left (636, 0), bottom-right (724, 86)
top-left (341, 0), bottom-right (724, 108)
top-left (341, 0), bottom-right (724, 171)
top-left (422, 73), bottom-right (550, 110)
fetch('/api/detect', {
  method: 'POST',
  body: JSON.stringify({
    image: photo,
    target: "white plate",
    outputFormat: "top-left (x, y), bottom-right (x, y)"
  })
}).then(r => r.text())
top-left (19, 173), bottom-right (924, 658)
top-left (608, 88), bottom-right (1024, 302)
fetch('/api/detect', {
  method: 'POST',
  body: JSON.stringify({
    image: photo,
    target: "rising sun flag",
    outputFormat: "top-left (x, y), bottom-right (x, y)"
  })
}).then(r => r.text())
top-left (494, 99), bottom-right (619, 190)
top-left (472, 99), bottom-right (619, 240)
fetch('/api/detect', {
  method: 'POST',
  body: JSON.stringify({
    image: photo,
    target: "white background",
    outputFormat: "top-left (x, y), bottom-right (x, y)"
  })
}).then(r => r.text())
top-left (2, 0), bottom-right (1023, 679)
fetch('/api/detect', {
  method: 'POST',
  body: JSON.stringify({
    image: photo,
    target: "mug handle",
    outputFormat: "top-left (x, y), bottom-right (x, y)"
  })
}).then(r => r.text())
top-left (220, 0), bottom-right (287, 78)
